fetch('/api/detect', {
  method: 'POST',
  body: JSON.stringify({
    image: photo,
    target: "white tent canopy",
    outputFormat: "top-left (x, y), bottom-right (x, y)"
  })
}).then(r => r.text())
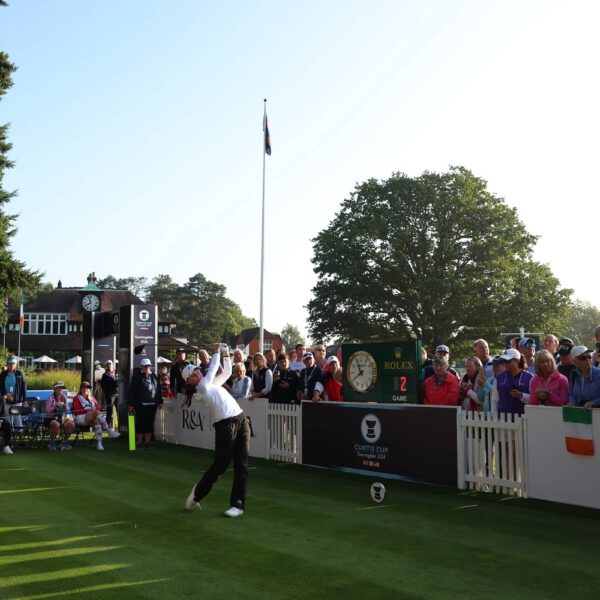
top-left (32, 355), bottom-right (58, 363)
top-left (65, 355), bottom-right (82, 364)
top-left (157, 356), bottom-right (172, 364)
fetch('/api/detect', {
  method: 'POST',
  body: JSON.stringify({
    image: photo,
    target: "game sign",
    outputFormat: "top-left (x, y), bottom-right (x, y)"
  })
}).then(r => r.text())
top-left (342, 341), bottom-right (422, 403)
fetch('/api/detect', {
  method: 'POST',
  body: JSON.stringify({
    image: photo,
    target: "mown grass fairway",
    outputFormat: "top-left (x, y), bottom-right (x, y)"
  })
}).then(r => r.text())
top-left (1, 440), bottom-right (599, 599)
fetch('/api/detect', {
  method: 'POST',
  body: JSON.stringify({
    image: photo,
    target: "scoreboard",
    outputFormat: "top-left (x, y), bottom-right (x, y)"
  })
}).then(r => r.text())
top-left (342, 341), bottom-right (422, 403)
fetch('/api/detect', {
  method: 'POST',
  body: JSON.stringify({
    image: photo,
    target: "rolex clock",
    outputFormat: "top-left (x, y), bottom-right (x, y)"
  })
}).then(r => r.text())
top-left (346, 350), bottom-right (378, 393)
top-left (81, 293), bottom-right (100, 312)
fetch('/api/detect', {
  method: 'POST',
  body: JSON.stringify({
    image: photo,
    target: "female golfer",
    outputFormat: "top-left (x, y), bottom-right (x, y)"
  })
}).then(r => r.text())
top-left (183, 343), bottom-right (250, 518)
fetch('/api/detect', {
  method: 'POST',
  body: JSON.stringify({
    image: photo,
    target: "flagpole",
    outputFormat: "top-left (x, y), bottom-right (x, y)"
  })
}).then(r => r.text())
top-left (259, 99), bottom-right (267, 354)
top-left (17, 289), bottom-right (22, 359)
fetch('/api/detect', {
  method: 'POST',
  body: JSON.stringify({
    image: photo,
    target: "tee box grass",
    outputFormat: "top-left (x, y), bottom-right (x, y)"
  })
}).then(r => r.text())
top-left (1, 441), bottom-right (599, 599)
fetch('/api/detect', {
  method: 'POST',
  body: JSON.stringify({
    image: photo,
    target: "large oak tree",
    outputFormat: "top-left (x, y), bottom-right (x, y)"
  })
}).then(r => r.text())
top-left (307, 167), bottom-right (571, 351)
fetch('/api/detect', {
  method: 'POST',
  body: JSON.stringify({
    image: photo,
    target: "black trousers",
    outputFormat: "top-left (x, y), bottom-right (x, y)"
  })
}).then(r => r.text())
top-left (0, 419), bottom-right (12, 447)
top-left (134, 404), bottom-right (158, 435)
top-left (193, 413), bottom-right (250, 510)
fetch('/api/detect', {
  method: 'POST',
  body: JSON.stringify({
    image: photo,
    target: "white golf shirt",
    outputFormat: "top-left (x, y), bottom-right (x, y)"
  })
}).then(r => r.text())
top-left (196, 353), bottom-right (242, 423)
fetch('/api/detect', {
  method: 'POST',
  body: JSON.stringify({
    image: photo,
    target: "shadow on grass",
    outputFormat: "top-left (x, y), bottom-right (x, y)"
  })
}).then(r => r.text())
top-left (0, 524), bottom-right (168, 600)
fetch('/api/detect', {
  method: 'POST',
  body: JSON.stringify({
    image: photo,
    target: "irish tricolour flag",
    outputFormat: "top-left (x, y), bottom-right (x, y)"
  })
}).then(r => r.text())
top-left (563, 407), bottom-right (594, 456)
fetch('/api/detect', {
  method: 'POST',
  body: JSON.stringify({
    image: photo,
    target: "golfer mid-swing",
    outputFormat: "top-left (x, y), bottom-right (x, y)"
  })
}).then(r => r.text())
top-left (183, 343), bottom-right (250, 518)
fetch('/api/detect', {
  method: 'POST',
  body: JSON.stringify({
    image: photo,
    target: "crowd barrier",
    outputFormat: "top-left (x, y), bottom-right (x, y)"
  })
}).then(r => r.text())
top-left (152, 399), bottom-right (598, 509)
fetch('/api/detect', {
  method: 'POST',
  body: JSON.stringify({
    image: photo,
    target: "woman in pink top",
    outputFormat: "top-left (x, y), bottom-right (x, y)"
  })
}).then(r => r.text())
top-left (529, 349), bottom-right (569, 406)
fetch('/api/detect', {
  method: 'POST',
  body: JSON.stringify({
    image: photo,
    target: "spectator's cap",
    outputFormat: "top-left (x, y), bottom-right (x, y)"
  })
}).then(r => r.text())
top-left (6, 356), bottom-right (17, 364)
top-left (80, 381), bottom-right (92, 388)
top-left (558, 338), bottom-right (574, 356)
top-left (181, 363), bottom-right (200, 380)
top-left (105, 359), bottom-right (113, 365)
top-left (571, 345), bottom-right (593, 360)
top-left (433, 356), bottom-right (448, 366)
top-left (326, 355), bottom-right (339, 365)
top-left (140, 358), bottom-right (152, 367)
top-left (492, 354), bottom-right (505, 365)
top-left (518, 338), bottom-right (536, 349)
top-left (176, 347), bottom-right (186, 354)
top-left (435, 345), bottom-right (450, 354)
top-left (303, 352), bottom-right (314, 361)
top-left (94, 360), bottom-right (102, 366)
top-left (52, 381), bottom-right (66, 389)
top-left (313, 344), bottom-right (326, 352)
top-left (500, 348), bottom-right (521, 362)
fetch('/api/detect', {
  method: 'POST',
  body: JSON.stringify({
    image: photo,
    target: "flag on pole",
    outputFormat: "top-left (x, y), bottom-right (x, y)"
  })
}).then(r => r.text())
top-left (263, 111), bottom-right (271, 156)
top-left (563, 406), bottom-right (594, 455)
top-left (18, 291), bottom-right (24, 330)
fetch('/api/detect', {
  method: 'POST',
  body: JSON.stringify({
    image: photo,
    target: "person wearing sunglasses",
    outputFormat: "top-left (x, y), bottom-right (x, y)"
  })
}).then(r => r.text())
top-left (569, 346), bottom-right (600, 409)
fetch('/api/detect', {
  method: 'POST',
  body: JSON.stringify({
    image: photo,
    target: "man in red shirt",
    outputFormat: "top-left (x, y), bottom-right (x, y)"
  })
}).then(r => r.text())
top-left (423, 356), bottom-right (459, 406)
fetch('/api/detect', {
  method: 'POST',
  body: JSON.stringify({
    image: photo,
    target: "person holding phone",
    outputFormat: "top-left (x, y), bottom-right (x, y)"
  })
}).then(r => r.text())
top-left (182, 343), bottom-right (250, 518)
top-left (529, 349), bottom-right (569, 406)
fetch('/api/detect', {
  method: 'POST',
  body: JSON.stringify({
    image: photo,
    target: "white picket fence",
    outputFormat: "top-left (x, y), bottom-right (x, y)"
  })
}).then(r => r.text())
top-left (457, 409), bottom-right (527, 497)
top-left (154, 398), bottom-right (176, 443)
top-left (267, 403), bottom-right (302, 463)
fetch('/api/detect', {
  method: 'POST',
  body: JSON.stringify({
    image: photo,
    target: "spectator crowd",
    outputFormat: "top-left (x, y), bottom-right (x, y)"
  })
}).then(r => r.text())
top-left (2, 325), bottom-right (600, 456)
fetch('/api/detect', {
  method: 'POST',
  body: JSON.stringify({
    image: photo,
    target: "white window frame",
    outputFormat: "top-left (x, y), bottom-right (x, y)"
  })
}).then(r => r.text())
top-left (23, 313), bottom-right (68, 335)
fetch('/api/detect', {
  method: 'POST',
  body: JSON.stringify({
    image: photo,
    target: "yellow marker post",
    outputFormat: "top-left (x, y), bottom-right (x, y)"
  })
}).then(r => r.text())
top-left (128, 413), bottom-right (136, 451)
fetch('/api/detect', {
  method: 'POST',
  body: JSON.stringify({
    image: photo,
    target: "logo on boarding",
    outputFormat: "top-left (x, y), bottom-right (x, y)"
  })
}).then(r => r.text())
top-left (139, 310), bottom-right (150, 322)
top-left (361, 413), bottom-right (381, 443)
top-left (370, 482), bottom-right (386, 503)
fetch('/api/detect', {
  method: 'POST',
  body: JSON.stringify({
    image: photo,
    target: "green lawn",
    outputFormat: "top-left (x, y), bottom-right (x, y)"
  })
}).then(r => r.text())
top-left (1, 440), bottom-right (599, 599)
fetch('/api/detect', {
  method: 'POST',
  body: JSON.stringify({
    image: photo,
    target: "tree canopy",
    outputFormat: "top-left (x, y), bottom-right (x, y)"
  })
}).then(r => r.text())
top-left (0, 24), bottom-right (42, 325)
top-left (279, 323), bottom-right (305, 351)
top-left (307, 167), bottom-right (572, 350)
top-left (566, 300), bottom-right (600, 348)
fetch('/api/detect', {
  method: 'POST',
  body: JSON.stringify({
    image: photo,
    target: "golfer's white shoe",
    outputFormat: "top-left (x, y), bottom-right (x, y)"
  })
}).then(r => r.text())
top-left (224, 507), bottom-right (244, 518)
top-left (108, 430), bottom-right (121, 439)
top-left (185, 487), bottom-right (201, 510)
top-left (96, 442), bottom-right (104, 451)
top-left (3, 445), bottom-right (13, 455)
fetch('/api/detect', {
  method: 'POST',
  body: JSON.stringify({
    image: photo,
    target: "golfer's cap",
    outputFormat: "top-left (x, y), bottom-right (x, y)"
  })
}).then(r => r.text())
top-left (491, 354), bottom-right (505, 365)
top-left (436, 345), bottom-right (450, 354)
top-left (94, 360), bottom-right (102, 366)
top-left (326, 355), bottom-right (339, 365)
top-left (500, 348), bottom-right (521, 362)
top-left (176, 347), bottom-right (186, 354)
top-left (303, 352), bottom-right (314, 361)
top-left (181, 364), bottom-right (200, 380)
top-left (140, 358), bottom-right (152, 367)
top-left (52, 381), bottom-right (66, 389)
top-left (105, 359), bottom-right (113, 365)
top-left (80, 381), bottom-right (92, 388)
top-left (571, 345), bottom-right (593, 360)
top-left (6, 356), bottom-right (17, 364)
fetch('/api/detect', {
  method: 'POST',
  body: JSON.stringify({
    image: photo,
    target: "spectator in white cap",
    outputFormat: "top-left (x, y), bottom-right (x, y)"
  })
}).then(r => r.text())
top-left (569, 346), bottom-right (600, 408)
top-left (298, 352), bottom-right (324, 401)
top-left (493, 348), bottom-right (533, 415)
top-left (320, 355), bottom-right (343, 401)
top-left (128, 358), bottom-right (163, 449)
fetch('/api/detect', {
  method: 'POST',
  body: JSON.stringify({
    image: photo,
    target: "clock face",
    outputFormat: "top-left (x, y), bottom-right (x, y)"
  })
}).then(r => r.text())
top-left (82, 294), bottom-right (100, 312)
top-left (346, 351), bottom-right (378, 393)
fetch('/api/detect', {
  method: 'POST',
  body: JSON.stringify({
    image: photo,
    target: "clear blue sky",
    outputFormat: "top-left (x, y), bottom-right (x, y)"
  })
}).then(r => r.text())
top-left (2, 1), bottom-right (598, 340)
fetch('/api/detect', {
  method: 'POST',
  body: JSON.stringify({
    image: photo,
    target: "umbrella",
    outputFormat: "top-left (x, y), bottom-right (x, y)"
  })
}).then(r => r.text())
top-left (157, 356), bottom-right (172, 364)
top-left (32, 355), bottom-right (58, 363)
top-left (65, 355), bottom-right (82, 364)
